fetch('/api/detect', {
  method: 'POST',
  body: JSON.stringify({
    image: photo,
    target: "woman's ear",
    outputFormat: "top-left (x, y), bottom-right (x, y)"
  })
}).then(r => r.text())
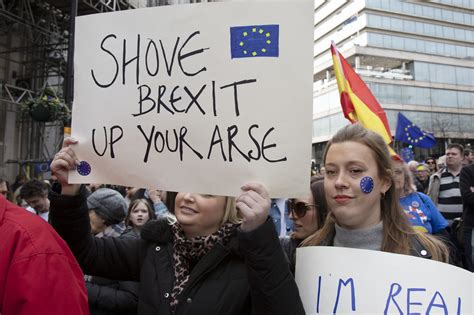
top-left (380, 173), bottom-right (392, 195)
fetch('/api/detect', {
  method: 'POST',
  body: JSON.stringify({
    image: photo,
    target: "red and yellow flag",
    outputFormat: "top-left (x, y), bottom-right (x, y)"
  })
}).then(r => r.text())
top-left (330, 42), bottom-right (397, 156)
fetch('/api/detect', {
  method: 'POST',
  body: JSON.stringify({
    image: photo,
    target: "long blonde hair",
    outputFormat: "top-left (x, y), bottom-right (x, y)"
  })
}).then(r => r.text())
top-left (301, 124), bottom-right (449, 262)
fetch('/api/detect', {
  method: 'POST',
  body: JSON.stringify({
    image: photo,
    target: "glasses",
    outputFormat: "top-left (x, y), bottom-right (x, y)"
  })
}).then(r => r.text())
top-left (426, 161), bottom-right (435, 165)
top-left (288, 201), bottom-right (315, 218)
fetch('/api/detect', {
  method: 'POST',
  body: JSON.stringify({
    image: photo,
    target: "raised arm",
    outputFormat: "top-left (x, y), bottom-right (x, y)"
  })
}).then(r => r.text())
top-left (236, 183), bottom-right (305, 315)
top-left (49, 138), bottom-right (145, 281)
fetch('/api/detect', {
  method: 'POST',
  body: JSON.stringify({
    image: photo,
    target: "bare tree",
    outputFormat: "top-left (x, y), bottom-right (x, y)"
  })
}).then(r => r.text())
top-left (432, 116), bottom-right (454, 150)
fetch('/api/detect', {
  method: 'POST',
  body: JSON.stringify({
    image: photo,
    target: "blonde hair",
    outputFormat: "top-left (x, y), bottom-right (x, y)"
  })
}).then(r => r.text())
top-left (301, 124), bottom-right (449, 263)
top-left (221, 197), bottom-right (242, 225)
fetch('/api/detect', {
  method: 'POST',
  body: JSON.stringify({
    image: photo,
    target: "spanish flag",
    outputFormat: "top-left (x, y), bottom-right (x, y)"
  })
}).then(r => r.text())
top-left (330, 42), bottom-right (397, 156)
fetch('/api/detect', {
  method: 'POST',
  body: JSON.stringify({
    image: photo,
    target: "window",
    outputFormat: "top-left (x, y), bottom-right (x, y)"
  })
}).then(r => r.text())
top-left (313, 117), bottom-right (329, 138)
top-left (455, 67), bottom-right (474, 86)
top-left (431, 89), bottom-right (457, 108)
top-left (391, 18), bottom-right (403, 31)
top-left (414, 62), bottom-right (430, 81)
top-left (459, 115), bottom-right (474, 133)
top-left (367, 14), bottom-right (382, 27)
top-left (444, 26), bottom-right (455, 38)
top-left (457, 91), bottom-right (474, 109)
top-left (455, 28), bottom-right (465, 41)
top-left (455, 45), bottom-right (467, 58)
top-left (424, 23), bottom-right (435, 36)
top-left (422, 6), bottom-right (435, 19)
top-left (442, 10), bottom-right (454, 22)
top-left (404, 20), bottom-right (416, 33)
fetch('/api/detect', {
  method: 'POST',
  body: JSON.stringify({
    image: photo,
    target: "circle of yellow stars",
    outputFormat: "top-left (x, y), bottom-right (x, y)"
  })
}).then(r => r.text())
top-left (239, 27), bottom-right (272, 56)
top-left (404, 124), bottom-right (428, 144)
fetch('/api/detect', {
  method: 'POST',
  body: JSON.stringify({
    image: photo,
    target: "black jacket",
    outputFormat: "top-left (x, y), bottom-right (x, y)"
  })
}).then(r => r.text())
top-left (86, 276), bottom-right (139, 315)
top-left (86, 230), bottom-right (140, 315)
top-left (460, 164), bottom-right (474, 229)
top-left (50, 186), bottom-right (305, 315)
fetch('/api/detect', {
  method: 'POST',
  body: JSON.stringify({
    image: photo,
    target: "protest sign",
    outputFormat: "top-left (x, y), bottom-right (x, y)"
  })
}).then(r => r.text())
top-left (69, 1), bottom-right (313, 197)
top-left (295, 247), bottom-right (473, 315)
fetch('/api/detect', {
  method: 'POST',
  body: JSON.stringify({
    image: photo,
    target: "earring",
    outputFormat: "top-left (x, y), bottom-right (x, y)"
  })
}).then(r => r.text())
top-left (381, 192), bottom-right (386, 200)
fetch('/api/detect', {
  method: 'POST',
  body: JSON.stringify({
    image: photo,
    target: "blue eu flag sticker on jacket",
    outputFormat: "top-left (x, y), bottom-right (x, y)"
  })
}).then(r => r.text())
top-left (230, 24), bottom-right (279, 59)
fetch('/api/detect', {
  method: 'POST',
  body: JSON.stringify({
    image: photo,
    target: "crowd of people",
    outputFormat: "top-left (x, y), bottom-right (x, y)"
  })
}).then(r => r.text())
top-left (1, 123), bottom-right (473, 315)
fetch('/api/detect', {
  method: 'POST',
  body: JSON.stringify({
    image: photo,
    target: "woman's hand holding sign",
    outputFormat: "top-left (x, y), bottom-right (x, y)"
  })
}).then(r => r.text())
top-left (51, 137), bottom-right (81, 195)
top-left (237, 182), bottom-right (271, 232)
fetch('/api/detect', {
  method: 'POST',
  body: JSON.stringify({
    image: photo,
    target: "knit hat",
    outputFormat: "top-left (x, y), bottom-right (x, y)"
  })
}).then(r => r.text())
top-left (87, 188), bottom-right (127, 225)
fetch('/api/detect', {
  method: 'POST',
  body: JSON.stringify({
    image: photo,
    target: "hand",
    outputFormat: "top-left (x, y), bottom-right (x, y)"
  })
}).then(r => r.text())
top-left (51, 137), bottom-right (80, 195)
top-left (148, 189), bottom-right (162, 204)
top-left (236, 182), bottom-right (270, 232)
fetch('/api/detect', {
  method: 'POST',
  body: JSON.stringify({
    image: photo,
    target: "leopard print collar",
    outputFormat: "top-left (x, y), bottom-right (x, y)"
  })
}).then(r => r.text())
top-left (169, 222), bottom-right (238, 311)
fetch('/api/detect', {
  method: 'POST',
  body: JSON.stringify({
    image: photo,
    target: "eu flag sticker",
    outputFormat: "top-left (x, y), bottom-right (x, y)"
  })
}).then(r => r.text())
top-left (230, 24), bottom-right (279, 59)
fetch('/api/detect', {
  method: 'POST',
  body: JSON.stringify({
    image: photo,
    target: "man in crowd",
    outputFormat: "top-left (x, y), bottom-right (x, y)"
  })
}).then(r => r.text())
top-left (0, 192), bottom-right (88, 314)
top-left (460, 163), bottom-right (474, 271)
top-left (428, 143), bottom-right (464, 223)
top-left (463, 148), bottom-right (473, 166)
top-left (19, 179), bottom-right (50, 221)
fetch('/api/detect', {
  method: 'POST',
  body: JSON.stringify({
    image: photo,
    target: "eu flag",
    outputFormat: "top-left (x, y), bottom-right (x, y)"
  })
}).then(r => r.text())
top-left (230, 24), bottom-right (279, 59)
top-left (395, 112), bottom-right (436, 148)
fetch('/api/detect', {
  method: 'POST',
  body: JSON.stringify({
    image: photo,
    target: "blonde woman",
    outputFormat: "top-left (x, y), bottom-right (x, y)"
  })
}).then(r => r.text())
top-left (49, 138), bottom-right (304, 315)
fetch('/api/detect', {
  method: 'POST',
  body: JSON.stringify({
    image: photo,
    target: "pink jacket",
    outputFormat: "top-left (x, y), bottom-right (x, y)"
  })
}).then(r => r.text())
top-left (0, 196), bottom-right (89, 315)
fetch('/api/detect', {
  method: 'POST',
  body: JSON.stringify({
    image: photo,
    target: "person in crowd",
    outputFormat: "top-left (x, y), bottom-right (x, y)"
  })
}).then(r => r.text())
top-left (85, 188), bottom-right (140, 315)
top-left (415, 163), bottom-right (430, 193)
top-left (319, 166), bottom-right (326, 176)
top-left (87, 188), bottom-right (128, 237)
top-left (270, 198), bottom-right (294, 237)
top-left (407, 160), bottom-right (424, 192)
top-left (468, 148), bottom-right (474, 165)
top-left (437, 155), bottom-right (446, 172)
top-left (0, 193), bottom-right (88, 315)
top-left (49, 138), bottom-right (304, 315)
top-left (123, 198), bottom-right (157, 239)
top-left (425, 157), bottom-right (438, 175)
top-left (10, 174), bottom-right (27, 194)
top-left (463, 148), bottom-right (473, 166)
top-left (460, 163), bottom-right (474, 271)
top-left (19, 179), bottom-right (50, 221)
top-left (394, 161), bottom-right (448, 236)
top-left (133, 188), bottom-right (171, 218)
top-left (0, 178), bottom-right (9, 201)
top-left (281, 175), bottom-right (329, 273)
top-left (301, 124), bottom-right (449, 263)
top-left (427, 143), bottom-right (464, 223)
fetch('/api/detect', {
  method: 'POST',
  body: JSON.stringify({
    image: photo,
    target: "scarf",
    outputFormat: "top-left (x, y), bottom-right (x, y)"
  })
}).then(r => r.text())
top-left (169, 222), bottom-right (237, 311)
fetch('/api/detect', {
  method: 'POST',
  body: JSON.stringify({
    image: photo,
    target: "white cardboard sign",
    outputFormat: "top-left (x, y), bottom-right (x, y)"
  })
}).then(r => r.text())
top-left (295, 247), bottom-right (473, 315)
top-left (69, 1), bottom-right (313, 197)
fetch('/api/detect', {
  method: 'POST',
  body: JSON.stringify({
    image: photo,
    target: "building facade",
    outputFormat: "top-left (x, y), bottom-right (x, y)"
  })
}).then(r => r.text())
top-left (312, 0), bottom-right (474, 164)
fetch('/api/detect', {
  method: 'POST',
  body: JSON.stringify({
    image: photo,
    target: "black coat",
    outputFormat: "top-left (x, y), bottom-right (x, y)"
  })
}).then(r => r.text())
top-left (50, 186), bottom-right (305, 315)
top-left (86, 230), bottom-right (140, 315)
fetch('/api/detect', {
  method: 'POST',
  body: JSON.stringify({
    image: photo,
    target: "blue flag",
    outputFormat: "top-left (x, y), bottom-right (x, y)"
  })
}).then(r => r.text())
top-left (400, 147), bottom-right (415, 163)
top-left (395, 112), bottom-right (436, 148)
top-left (230, 24), bottom-right (279, 59)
